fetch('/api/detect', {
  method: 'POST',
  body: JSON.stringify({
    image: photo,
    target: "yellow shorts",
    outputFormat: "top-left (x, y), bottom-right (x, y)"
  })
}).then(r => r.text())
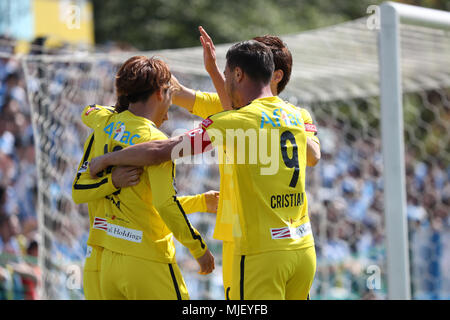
top-left (222, 241), bottom-right (234, 300)
top-left (83, 245), bottom-right (104, 300)
top-left (99, 247), bottom-right (189, 300)
top-left (230, 246), bottom-right (316, 300)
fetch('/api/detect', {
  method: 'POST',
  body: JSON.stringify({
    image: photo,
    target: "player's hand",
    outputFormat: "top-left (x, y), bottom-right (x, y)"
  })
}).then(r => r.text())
top-left (196, 249), bottom-right (215, 275)
top-left (199, 26), bottom-right (218, 75)
top-left (111, 166), bottom-right (143, 188)
top-left (204, 190), bottom-right (219, 213)
top-left (89, 154), bottom-right (109, 178)
top-left (170, 74), bottom-right (182, 96)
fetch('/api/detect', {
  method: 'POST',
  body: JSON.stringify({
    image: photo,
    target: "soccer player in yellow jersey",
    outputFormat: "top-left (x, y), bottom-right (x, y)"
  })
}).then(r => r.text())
top-left (194, 40), bottom-right (316, 300)
top-left (72, 110), bottom-right (144, 299)
top-left (72, 106), bottom-right (218, 300)
top-left (183, 29), bottom-right (319, 299)
top-left (88, 29), bottom-right (320, 300)
top-left (72, 56), bottom-right (215, 300)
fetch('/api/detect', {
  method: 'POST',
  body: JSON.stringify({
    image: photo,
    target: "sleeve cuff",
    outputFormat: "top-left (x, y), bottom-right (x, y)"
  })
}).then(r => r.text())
top-left (105, 174), bottom-right (119, 193)
top-left (190, 244), bottom-right (208, 259)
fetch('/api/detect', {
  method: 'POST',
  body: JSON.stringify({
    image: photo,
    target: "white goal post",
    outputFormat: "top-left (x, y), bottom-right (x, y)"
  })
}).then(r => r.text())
top-left (379, 1), bottom-right (450, 300)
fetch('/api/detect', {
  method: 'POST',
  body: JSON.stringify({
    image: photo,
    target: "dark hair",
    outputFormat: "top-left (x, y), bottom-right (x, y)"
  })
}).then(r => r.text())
top-left (253, 35), bottom-right (292, 94)
top-left (225, 40), bottom-right (274, 85)
top-left (0, 184), bottom-right (6, 205)
top-left (114, 56), bottom-right (172, 113)
top-left (27, 239), bottom-right (38, 255)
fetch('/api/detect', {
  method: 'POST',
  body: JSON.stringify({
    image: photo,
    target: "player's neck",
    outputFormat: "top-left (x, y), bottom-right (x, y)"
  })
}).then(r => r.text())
top-left (128, 102), bottom-right (155, 122)
top-left (238, 83), bottom-right (273, 107)
top-left (270, 82), bottom-right (279, 96)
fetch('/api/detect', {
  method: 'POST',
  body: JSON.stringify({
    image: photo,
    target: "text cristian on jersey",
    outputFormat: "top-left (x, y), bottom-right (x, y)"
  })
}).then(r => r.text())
top-left (270, 192), bottom-right (305, 209)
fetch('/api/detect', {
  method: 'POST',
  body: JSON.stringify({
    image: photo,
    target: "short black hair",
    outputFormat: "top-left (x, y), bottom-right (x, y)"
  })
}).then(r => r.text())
top-left (225, 40), bottom-right (274, 85)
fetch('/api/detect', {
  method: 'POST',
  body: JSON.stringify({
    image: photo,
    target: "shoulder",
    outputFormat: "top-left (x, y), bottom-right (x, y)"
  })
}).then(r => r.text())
top-left (299, 108), bottom-right (313, 124)
top-left (148, 125), bottom-right (168, 141)
top-left (204, 109), bottom-right (235, 124)
top-left (126, 116), bottom-right (168, 143)
top-left (196, 91), bottom-right (220, 104)
top-left (81, 104), bottom-right (116, 128)
top-left (124, 124), bottom-right (168, 153)
top-left (287, 105), bottom-right (318, 135)
top-left (82, 104), bottom-right (115, 117)
top-left (100, 112), bottom-right (161, 146)
top-left (192, 91), bottom-right (224, 119)
top-left (284, 102), bottom-right (315, 124)
top-left (202, 107), bottom-right (252, 133)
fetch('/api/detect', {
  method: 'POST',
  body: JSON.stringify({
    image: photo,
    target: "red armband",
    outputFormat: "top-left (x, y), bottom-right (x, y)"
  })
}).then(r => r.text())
top-left (305, 123), bottom-right (317, 133)
top-left (184, 127), bottom-right (213, 155)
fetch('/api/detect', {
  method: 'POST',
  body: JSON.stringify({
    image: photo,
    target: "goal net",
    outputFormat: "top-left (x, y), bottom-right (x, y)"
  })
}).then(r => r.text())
top-left (20, 15), bottom-right (450, 300)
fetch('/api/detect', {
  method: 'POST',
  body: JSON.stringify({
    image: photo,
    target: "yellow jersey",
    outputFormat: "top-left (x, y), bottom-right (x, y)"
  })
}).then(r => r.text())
top-left (199, 96), bottom-right (315, 255)
top-left (192, 92), bottom-right (319, 247)
top-left (78, 105), bottom-right (208, 264)
top-left (72, 105), bottom-right (207, 252)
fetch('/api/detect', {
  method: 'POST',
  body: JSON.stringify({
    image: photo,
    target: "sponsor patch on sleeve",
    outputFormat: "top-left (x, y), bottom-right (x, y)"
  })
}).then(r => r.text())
top-left (201, 118), bottom-right (213, 128)
top-left (85, 106), bottom-right (100, 116)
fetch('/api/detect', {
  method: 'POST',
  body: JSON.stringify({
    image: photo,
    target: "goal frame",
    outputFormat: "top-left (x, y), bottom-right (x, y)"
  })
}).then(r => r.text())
top-left (378, 1), bottom-right (450, 300)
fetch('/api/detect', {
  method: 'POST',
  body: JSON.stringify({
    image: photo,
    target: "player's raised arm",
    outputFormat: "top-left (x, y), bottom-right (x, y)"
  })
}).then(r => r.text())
top-left (198, 26), bottom-right (232, 110)
top-left (171, 76), bottom-right (225, 118)
top-left (170, 26), bottom-right (231, 114)
top-left (171, 75), bottom-right (196, 112)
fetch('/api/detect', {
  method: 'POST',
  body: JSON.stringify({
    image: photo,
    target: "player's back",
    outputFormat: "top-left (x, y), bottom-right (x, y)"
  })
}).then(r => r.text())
top-left (204, 96), bottom-right (314, 255)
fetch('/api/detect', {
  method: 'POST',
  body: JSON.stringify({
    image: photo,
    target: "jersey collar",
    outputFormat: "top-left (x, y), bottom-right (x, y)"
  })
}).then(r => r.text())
top-left (252, 96), bottom-right (283, 104)
top-left (237, 96), bottom-right (283, 109)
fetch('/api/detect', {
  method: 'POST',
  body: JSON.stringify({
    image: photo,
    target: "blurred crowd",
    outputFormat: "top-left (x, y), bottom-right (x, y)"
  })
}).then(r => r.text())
top-left (0, 34), bottom-right (449, 300)
top-left (306, 118), bottom-right (450, 299)
top-left (0, 36), bottom-right (40, 299)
